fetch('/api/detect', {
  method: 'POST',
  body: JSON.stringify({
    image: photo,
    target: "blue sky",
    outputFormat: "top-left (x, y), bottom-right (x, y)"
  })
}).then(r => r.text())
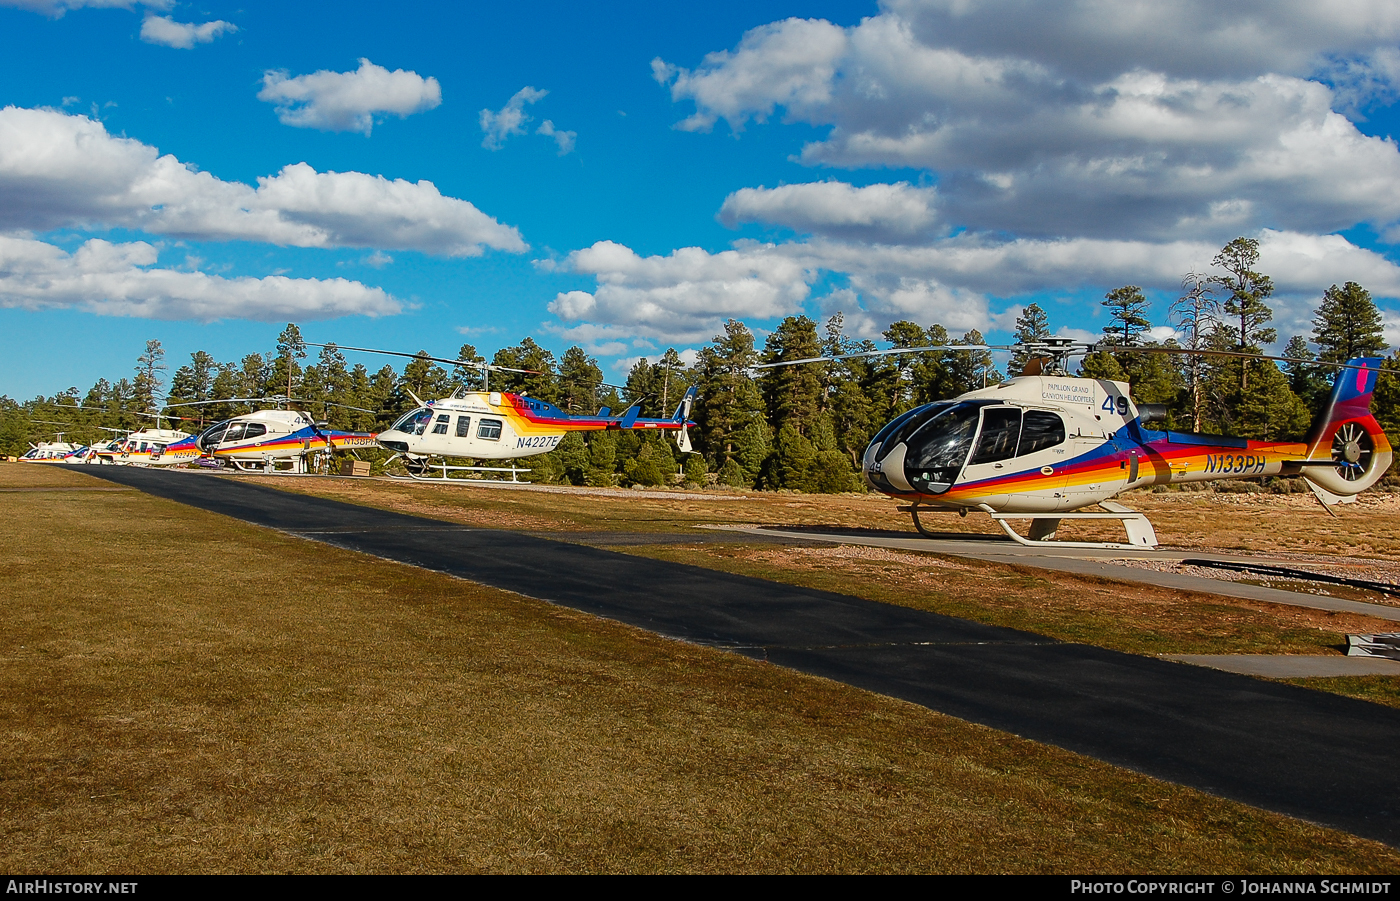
top-left (3, 0), bottom-right (1400, 400)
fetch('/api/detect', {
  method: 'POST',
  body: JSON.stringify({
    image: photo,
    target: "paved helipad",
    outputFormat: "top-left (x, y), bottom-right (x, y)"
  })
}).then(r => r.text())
top-left (709, 525), bottom-right (1400, 623)
top-left (1167, 655), bottom-right (1400, 677)
top-left (71, 466), bottom-right (1400, 847)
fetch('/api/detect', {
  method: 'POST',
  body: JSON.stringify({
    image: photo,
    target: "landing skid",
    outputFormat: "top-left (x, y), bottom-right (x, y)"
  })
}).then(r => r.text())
top-left (905, 501), bottom-right (1160, 550)
top-left (229, 455), bottom-right (309, 474)
top-left (385, 453), bottom-right (531, 483)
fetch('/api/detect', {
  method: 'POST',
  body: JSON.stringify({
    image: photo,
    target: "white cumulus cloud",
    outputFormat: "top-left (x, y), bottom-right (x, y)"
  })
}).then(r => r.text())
top-left (719, 181), bottom-right (940, 241)
top-left (545, 230), bottom-right (1400, 347)
top-left (546, 240), bottom-right (815, 344)
top-left (0, 106), bottom-right (526, 256)
top-left (258, 59), bottom-right (441, 135)
top-left (0, 0), bottom-right (169, 16)
top-left (0, 236), bottom-right (401, 321)
top-left (657, 3), bottom-right (1400, 243)
top-left (139, 14), bottom-right (235, 48)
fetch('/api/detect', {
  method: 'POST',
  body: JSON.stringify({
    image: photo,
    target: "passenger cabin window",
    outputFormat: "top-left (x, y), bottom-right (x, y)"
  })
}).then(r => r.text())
top-left (223, 423), bottom-right (247, 443)
top-left (243, 423), bottom-right (267, 440)
top-left (477, 418), bottom-right (503, 440)
top-left (432, 414), bottom-right (450, 435)
top-left (1018, 411), bottom-right (1066, 455)
top-left (969, 408), bottom-right (1022, 464)
top-left (455, 416), bottom-right (472, 438)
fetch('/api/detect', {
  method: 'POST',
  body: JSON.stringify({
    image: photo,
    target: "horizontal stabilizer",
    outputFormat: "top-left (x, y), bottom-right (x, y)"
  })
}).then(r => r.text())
top-left (596, 406), bottom-right (611, 417)
top-left (619, 404), bottom-right (641, 429)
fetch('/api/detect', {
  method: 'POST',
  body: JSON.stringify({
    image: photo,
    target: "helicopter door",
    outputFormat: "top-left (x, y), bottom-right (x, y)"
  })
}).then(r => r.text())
top-left (956, 407), bottom-right (1023, 507)
top-left (1057, 416), bottom-right (1124, 510)
top-left (1005, 410), bottom-right (1070, 513)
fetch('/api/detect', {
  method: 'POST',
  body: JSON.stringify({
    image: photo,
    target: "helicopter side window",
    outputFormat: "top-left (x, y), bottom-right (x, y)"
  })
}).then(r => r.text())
top-left (968, 408), bottom-right (1022, 464)
top-left (223, 423), bottom-right (247, 443)
top-left (1018, 411), bottom-right (1066, 455)
top-left (432, 414), bottom-right (451, 435)
top-left (477, 418), bottom-right (502, 440)
top-left (455, 416), bottom-right (472, 438)
top-left (242, 423), bottom-right (267, 440)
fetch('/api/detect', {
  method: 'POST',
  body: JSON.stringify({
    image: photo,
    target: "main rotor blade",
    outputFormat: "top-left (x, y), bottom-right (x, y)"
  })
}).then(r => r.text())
top-left (750, 344), bottom-right (999, 370)
top-left (1081, 344), bottom-right (1392, 373)
top-left (308, 342), bottom-right (541, 375)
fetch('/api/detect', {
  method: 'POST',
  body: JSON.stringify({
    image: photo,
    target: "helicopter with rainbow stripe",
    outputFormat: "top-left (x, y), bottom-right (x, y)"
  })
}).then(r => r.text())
top-left (311, 344), bottom-right (697, 482)
top-left (755, 339), bottom-right (1392, 550)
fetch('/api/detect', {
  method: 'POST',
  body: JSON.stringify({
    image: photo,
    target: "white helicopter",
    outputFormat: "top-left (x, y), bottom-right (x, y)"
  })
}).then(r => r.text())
top-left (18, 431), bottom-right (84, 463)
top-left (312, 344), bottom-right (697, 482)
top-left (755, 338), bottom-right (1392, 550)
top-left (165, 397), bottom-right (378, 473)
top-left (88, 414), bottom-right (192, 466)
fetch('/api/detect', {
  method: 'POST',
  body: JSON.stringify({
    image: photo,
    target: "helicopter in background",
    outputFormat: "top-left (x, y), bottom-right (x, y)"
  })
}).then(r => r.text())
top-left (312, 344), bottom-right (696, 482)
top-left (755, 339), bottom-right (1391, 549)
top-left (18, 433), bottom-right (84, 463)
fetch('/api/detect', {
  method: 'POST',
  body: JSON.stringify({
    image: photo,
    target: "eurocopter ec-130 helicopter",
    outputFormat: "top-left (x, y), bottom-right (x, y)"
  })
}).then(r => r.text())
top-left (755, 338), bottom-right (1392, 550)
top-left (310, 344), bottom-right (697, 481)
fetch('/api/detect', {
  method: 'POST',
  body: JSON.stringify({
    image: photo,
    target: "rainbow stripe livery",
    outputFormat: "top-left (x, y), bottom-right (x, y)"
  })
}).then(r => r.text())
top-left (864, 358), bottom-right (1391, 542)
top-left (376, 387), bottom-right (697, 467)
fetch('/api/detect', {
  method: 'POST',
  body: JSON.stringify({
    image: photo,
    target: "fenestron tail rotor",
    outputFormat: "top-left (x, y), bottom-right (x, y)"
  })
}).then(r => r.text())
top-left (1332, 422), bottom-right (1375, 482)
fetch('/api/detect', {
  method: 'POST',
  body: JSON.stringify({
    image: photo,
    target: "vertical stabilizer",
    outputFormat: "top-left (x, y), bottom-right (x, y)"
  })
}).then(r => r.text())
top-left (1301, 357), bottom-right (1392, 498)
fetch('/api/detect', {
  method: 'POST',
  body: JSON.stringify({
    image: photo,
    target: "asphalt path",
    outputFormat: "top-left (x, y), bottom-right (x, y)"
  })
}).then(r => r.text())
top-left (72, 466), bottom-right (1400, 846)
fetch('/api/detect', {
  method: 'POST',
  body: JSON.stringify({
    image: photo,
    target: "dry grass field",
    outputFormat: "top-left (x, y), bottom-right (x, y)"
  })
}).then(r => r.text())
top-left (4, 463), bottom-right (1400, 873)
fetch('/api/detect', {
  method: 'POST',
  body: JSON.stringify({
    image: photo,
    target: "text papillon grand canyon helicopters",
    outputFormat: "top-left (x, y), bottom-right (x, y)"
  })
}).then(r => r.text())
top-left (755, 338), bottom-right (1391, 550)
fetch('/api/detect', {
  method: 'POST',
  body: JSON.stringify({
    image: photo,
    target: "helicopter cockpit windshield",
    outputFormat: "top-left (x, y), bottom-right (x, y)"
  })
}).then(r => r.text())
top-left (899, 403), bottom-right (1068, 494)
top-left (903, 402), bottom-right (988, 493)
top-left (197, 420), bottom-right (231, 451)
top-left (390, 408), bottom-right (435, 436)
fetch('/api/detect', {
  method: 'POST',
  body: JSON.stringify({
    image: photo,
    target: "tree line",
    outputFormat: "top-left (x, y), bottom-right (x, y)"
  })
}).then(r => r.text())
top-left (4, 237), bottom-right (1396, 492)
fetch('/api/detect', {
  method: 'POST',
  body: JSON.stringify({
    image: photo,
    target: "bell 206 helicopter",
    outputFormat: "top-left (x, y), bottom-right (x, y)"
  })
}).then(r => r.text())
top-left (310, 344), bottom-right (697, 481)
top-left (40, 405), bottom-right (195, 467)
top-left (755, 338), bottom-right (1392, 549)
top-left (163, 397), bottom-right (378, 473)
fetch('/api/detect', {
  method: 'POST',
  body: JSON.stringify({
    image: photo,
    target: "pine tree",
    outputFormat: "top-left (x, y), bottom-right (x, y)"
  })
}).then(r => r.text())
top-left (694, 320), bottom-right (763, 468)
top-left (761, 316), bottom-right (823, 435)
top-left (1312, 282), bottom-right (1387, 363)
top-left (400, 352), bottom-right (450, 403)
top-left (272, 323), bottom-right (306, 400)
top-left (1211, 238), bottom-right (1276, 394)
top-left (881, 320), bottom-right (930, 412)
top-left (948, 330), bottom-right (1000, 391)
top-left (1009, 303), bottom-right (1052, 375)
top-left (585, 431), bottom-right (618, 486)
top-left (557, 346), bottom-right (604, 413)
top-left (492, 337), bottom-right (559, 402)
top-left (132, 339), bottom-right (166, 414)
top-left (1101, 286), bottom-right (1150, 345)
top-left (452, 343), bottom-right (487, 390)
top-left (1281, 335), bottom-right (1327, 414)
